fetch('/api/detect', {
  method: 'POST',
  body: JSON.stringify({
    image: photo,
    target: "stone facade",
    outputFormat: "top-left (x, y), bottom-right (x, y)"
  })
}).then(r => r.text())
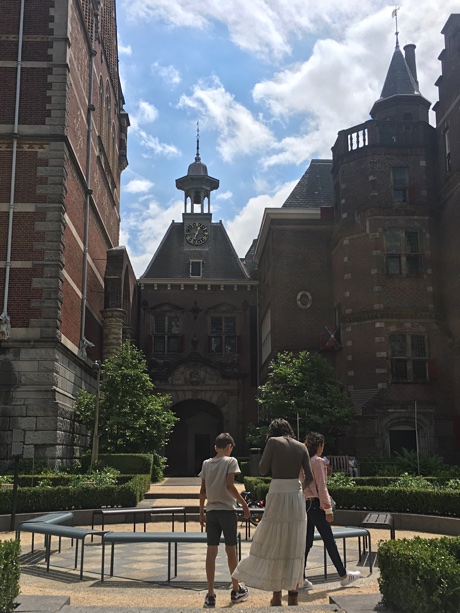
top-left (0, 0), bottom-right (132, 464)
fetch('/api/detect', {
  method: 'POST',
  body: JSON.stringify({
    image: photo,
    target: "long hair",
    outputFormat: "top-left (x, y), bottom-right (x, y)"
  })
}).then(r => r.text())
top-left (304, 432), bottom-right (324, 458)
top-left (267, 418), bottom-right (295, 439)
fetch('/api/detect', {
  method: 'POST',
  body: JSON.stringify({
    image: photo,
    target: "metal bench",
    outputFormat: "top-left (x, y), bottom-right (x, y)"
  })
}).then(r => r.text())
top-left (16, 511), bottom-right (75, 553)
top-left (17, 522), bottom-right (107, 579)
top-left (100, 530), bottom-right (242, 582)
top-left (321, 526), bottom-right (372, 577)
top-left (361, 512), bottom-right (395, 539)
top-left (91, 506), bottom-right (186, 534)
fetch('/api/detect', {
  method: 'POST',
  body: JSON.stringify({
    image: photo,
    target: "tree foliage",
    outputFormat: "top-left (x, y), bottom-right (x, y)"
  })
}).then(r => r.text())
top-left (257, 351), bottom-right (355, 442)
top-left (75, 342), bottom-right (177, 454)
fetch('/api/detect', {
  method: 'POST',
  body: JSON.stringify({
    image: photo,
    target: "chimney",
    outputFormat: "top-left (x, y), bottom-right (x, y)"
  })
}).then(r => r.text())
top-left (404, 44), bottom-right (418, 86)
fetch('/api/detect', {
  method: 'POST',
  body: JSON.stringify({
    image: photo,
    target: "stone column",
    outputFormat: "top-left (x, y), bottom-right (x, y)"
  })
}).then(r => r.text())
top-left (101, 308), bottom-right (126, 360)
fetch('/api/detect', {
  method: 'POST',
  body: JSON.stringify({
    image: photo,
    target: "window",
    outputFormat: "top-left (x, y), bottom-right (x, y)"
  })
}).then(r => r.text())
top-left (403, 113), bottom-right (412, 121)
top-left (392, 167), bottom-right (408, 202)
top-left (190, 260), bottom-right (202, 277)
top-left (105, 84), bottom-right (111, 151)
top-left (385, 229), bottom-right (421, 276)
top-left (153, 314), bottom-right (180, 354)
top-left (444, 128), bottom-right (451, 173)
top-left (209, 316), bottom-right (237, 355)
top-left (111, 122), bottom-right (117, 170)
top-left (261, 308), bottom-right (272, 364)
top-left (389, 334), bottom-right (428, 382)
top-left (98, 77), bottom-right (104, 137)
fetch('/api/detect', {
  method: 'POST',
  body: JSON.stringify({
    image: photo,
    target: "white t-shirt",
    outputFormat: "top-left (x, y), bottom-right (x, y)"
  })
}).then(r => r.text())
top-left (199, 455), bottom-right (240, 511)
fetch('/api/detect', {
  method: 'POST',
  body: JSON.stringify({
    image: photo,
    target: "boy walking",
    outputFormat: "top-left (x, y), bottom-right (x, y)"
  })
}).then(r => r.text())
top-left (199, 432), bottom-right (251, 608)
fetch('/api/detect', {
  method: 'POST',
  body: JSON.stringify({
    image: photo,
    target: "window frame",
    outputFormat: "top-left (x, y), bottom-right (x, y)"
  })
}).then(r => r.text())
top-left (151, 313), bottom-right (181, 355)
top-left (384, 229), bottom-right (421, 277)
top-left (392, 166), bottom-right (409, 203)
top-left (208, 315), bottom-right (237, 356)
top-left (189, 260), bottom-right (203, 278)
top-left (389, 333), bottom-right (428, 383)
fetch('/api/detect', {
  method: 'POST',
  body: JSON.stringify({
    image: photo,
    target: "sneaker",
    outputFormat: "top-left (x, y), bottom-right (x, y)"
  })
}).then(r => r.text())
top-left (340, 570), bottom-right (362, 587)
top-left (231, 585), bottom-right (249, 601)
top-left (204, 593), bottom-right (216, 608)
top-left (299, 578), bottom-right (314, 590)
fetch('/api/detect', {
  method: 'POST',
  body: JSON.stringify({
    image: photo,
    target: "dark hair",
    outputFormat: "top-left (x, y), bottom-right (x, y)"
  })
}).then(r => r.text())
top-left (267, 418), bottom-right (295, 439)
top-left (304, 432), bottom-right (324, 457)
top-left (215, 433), bottom-right (235, 449)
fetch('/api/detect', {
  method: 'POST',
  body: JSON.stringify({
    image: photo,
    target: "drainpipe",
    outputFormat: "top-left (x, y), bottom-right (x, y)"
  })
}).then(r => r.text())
top-left (78, 12), bottom-right (97, 358)
top-left (0, 0), bottom-right (25, 341)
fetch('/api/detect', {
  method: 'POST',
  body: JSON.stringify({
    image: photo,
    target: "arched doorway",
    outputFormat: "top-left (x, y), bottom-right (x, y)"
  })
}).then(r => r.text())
top-left (165, 399), bottom-right (223, 476)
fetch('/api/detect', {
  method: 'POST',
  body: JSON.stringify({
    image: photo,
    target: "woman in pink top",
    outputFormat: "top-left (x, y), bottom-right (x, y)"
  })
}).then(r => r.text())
top-left (303, 432), bottom-right (362, 588)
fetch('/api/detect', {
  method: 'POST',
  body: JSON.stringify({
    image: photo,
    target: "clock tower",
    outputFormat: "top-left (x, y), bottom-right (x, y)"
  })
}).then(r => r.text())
top-left (176, 128), bottom-right (219, 250)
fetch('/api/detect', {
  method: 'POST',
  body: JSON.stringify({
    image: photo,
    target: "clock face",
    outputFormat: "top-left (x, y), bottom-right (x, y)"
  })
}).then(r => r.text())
top-left (185, 222), bottom-right (209, 245)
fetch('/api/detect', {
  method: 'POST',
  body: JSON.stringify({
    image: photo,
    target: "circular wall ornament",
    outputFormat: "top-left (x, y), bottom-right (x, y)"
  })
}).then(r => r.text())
top-left (296, 290), bottom-right (312, 310)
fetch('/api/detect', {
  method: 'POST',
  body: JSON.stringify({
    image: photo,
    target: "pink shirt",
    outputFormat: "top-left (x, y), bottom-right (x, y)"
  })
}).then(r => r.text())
top-left (303, 454), bottom-right (332, 510)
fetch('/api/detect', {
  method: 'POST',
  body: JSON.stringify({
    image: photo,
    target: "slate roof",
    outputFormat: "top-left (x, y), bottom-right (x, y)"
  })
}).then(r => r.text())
top-left (282, 159), bottom-right (333, 208)
top-left (141, 221), bottom-right (250, 281)
top-left (378, 46), bottom-right (421, 100)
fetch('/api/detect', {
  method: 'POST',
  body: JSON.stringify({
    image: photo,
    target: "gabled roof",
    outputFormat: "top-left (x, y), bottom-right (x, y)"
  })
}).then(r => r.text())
top-left (379, 46), bottom-right (420, 99)
top-left (140, 221), bottom-right (250, 281)
top-left (282, 159), bottom-right (333, 208)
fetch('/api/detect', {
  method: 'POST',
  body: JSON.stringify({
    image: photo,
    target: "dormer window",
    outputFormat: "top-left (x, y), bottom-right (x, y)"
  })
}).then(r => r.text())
top-left (190, 260), bottom-right (203, 277)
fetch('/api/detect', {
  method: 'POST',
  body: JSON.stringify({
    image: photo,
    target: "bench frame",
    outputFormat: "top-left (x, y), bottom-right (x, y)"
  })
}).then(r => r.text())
top-left (100, 531), bottom-right (242, 582)
top-left (91, 506), bottom-right (187, 534)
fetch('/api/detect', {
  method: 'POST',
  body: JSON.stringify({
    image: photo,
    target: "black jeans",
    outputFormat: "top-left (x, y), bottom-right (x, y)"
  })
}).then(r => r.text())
top-left (305, 498), bottom-right (346, 577)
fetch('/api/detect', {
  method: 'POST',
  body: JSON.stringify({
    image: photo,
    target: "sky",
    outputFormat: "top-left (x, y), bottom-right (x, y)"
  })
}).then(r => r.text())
top-left (116, 0), bottom-right (458, 278)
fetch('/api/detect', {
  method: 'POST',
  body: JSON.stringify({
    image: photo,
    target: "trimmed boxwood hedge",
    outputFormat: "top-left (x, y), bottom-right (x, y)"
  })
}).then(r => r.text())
top-left (0, 539), bottom-right (20, 613)
top-left (0, 474), bottom-right (150, 515)
top-left (243, 477), bottom-right (460, 517)
top-left (80, 453), bottom-right (153, 475)
top-left (378, 536), bottom-right (460, 612)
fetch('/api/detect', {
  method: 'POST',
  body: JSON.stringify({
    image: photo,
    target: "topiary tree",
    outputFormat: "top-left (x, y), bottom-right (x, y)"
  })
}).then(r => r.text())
top-left (75, 341), bottom-right (177, 455)
top-left (256, 350), bottom-right (355, 444)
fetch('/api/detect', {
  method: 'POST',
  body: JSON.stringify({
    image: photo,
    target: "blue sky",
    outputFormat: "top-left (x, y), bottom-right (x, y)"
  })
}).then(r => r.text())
top-left (116, 0), bottom-right (457, 278)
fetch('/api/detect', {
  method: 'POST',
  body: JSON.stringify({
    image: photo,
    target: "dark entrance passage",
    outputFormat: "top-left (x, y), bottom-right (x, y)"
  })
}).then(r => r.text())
top-left (389, 429), bottom-right (417, 455)
top-left (165, 399), bottom-right (223, 476)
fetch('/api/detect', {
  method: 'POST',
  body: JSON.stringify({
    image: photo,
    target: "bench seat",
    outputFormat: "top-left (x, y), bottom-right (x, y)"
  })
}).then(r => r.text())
top-left (18, 522), bottom-right (107, 579)
top-left (16, 511), bottom-right (75, 554)
top-left (315, 526), bottom-right (372, 577)
top-left (101, 531), bottom-right (242, 582)
top-left (91, 506), bottom-right (186, 533)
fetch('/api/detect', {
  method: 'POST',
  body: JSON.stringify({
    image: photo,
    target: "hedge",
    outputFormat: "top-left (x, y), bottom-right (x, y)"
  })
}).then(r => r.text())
top-left (378, 536), bottom-right (460, 612)
top-left (0, 474), bottom-right (150, 515)
top-left (80, 453), bottom-right (153, 476)
top-left (243, 478), bottom-right (460, 517)
top-left (0, 539), bottom-right (20, 613)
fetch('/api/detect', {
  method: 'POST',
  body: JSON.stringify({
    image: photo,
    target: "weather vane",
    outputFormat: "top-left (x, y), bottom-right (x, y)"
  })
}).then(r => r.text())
top-left (196, 120), bottom-right (200, 161)
top-left (392, 5), bottom-right (400, 48)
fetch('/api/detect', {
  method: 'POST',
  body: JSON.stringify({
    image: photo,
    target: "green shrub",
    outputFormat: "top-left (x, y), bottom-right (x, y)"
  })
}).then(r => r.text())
top-left (151, 452), bottom-right (166, 483)
top-left (378, 536), bottom-right (460, 612)
top-left (392, 472), bottom-right (434, 489)
top-left (327, 472), bottom-right (356, 487)
top-left (80, 453), bottom-right (153, 475)
top-left (0, 539), bottom-right (20, 613)
top-left (0, 475), bottom-right (150, 514)
top-left (244, 477), bottom-right (271, 501)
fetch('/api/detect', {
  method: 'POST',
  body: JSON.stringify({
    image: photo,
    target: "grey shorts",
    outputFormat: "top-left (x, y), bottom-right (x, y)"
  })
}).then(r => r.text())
top-left (206, 510), bottom-right (238, 547)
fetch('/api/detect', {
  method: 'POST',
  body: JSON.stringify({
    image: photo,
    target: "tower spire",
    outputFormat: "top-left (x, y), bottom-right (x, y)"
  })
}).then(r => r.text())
top-left (392, 5), bottom-right (400, 48)
top-left (196, 120), bottom-right (201, 162)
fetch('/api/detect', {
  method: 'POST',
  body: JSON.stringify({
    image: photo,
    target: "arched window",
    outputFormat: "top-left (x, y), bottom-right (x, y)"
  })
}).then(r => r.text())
top-left (111, 122), bottom-right (117, 171)
top-left (105, 82), bottom-right (111, 151)
top-left (98, 77), bottom-right (104, 138)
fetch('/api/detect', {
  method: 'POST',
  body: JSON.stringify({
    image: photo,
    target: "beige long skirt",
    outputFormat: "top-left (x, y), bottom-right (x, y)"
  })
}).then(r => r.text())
top-left (232, 478), bottom-right (307, 592)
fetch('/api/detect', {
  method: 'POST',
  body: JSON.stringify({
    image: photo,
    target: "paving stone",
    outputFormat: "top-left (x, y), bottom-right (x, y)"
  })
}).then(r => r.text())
top-left (15, 595), bottom-right (70, 612)
top-left (330, 593), bottom-right (392, 612)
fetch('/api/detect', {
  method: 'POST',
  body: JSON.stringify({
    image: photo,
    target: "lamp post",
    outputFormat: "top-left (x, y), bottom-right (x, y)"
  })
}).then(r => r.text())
top-left (90, 360), bottom-right (101, 471)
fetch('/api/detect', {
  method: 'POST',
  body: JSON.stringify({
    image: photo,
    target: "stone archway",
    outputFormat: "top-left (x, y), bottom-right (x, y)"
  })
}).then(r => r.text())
top-left (165, 399), bottom-right (223, 476)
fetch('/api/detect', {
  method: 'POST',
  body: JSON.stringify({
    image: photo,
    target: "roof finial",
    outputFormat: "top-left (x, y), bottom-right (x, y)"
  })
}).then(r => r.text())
top-left (195, 120), bottom-right (201, 162)
top-left (392, 5), bottom-right (400, 48)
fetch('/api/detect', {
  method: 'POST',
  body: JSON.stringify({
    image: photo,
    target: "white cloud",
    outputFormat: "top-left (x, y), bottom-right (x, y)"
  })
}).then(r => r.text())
top-left (151, 61), bottom-right (181, 86)
top-left (216, 190), bottom-right (233, 201)
top-left (118, 42), bottom-right (132, 56)
top-left (124, 178), bottom-right (154, 193)
top-left (121, 198), bottom-right (184, 277)
top-left (137, 132), bottom-right (181, 158)
top-left (225, 180), bottom-right (298, 256)
top-left (178, 76), bottom-right (274, 162)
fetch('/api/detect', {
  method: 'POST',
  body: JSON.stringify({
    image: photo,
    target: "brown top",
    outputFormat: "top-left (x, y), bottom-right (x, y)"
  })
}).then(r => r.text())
top-left (259, 436), bottom-right (313, 487)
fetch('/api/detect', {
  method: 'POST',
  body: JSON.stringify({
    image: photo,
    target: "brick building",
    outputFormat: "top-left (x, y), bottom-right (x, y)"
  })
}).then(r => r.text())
top-left (255, 16), bottom-right (460, 461)
top-left (138, 143), bottom-right (258, 475)
top-left (0, 0), bottom-right (134, 464)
